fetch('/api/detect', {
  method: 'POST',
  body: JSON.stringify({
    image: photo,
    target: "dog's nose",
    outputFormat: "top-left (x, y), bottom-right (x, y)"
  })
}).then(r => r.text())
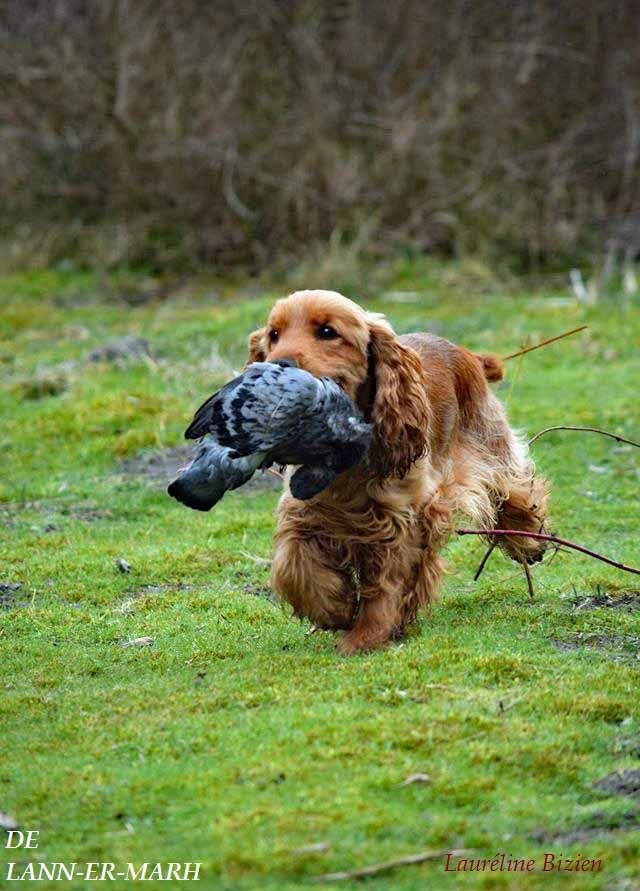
top-left (271, 357), bottom-right (298, 368)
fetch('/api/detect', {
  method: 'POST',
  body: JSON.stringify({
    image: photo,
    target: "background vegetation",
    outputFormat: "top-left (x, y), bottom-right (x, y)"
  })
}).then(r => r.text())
top-left (2, 1), bottom-right (640, 273)
top-left (1, 266), bottom-right (638, 888)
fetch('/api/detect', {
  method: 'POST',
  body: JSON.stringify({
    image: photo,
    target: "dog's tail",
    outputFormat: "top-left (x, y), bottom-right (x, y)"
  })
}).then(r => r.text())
top-left (475, 352), bottom-right (504, 383)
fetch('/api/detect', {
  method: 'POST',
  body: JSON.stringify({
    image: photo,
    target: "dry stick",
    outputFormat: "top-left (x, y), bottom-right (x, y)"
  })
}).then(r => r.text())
top-left (238, 550), bottom-right (271, 566)
top-left (523, 561), bottom-right (535, 600)
top-left (456, 529), bottom-right (640, 576)
top-left (502, 324), bottom-right (589, 361)
top-left (313, 849), bottom-right (473, 883)
top-left (528, 425), bottom-right (640, 449)
top-left (473, 540), bottom-right (497, 581)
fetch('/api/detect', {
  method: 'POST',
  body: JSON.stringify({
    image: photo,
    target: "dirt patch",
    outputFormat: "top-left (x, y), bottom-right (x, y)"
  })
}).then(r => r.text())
top-left (13, 362), bottom-right (77, 401)
top-left (532, 810), bottom-right (640, 845)
top-left (116, 583), bottom-right (195, 614)
top-left (594, 769), bottom-right (640, 797)
top-left (0, 582), bottom-right (23, 609)
top-left (124, 582), bottom-right (194, 599)
top-left (551, 635), bottom-right (640, 665)
top-left (616, 735), bottom-right (640, 760)
top-left (88, 336), bottom-right (156, 364)
top-left (243, 582), bottom-right (276, 602)
top-left (552, 635), bottom-right (624, 652)
top-left (64, 505), bottom-right (113, 523)
top-left (116, 445), bottom-right (282, 492)
top-left (573, 591), bottom-right (640, 611)
top-left (1, 500), bottom-right (112, 525)
top-left (117, 445), bottom-right (195, 481)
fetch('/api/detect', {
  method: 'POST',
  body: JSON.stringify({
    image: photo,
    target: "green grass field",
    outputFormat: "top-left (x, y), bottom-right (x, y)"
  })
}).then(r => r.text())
top-left (1, 262), bottom-right (639, 890)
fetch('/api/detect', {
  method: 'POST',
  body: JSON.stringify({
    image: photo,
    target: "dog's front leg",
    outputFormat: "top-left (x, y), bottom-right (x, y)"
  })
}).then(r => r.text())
top-left (337, 592), bottom-right (403, 654)
top-left (337, 508), bottom-right (439, 654)
top-left (271, 533), bottom-right (356, 631)
top-left (337, 538), bottom-right (413, 654)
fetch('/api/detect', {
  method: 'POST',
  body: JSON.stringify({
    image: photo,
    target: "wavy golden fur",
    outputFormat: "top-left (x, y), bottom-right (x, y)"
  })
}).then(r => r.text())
top-left (247, 290), bottom-right (549, 653)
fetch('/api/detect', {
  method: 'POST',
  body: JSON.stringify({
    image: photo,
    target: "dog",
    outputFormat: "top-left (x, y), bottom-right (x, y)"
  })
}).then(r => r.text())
top-left (247, 290), bottom-right (548, 654)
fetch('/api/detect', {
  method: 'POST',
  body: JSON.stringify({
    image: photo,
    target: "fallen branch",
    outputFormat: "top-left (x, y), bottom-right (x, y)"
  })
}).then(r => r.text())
top-left (528, 425), bottom-right (640, 449)
top-left (503, 325), bottom-right (588, 361)
top-left (457, 529), bottom-right (640, 576)
top-left (313, 849), bottom-right (472, 882)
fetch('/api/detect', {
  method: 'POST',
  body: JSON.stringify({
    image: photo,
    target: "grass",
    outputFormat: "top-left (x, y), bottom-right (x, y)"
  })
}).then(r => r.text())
top-left (0, 261), bottom-right (639, 890)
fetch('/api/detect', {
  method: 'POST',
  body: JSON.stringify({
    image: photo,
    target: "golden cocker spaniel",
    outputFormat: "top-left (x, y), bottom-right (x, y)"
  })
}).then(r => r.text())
top-left (247, 290), bottom-right (548, 654)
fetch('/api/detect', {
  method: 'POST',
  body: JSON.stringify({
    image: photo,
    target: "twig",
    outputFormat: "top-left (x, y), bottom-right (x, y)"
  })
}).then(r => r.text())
top-left (503, 325), bottom-right (588, 361)
top-left (498, 696), bottom-right (524, 714)
top-left (313, 849), bottom-right (472, 882)
top-left (543, 544), bottom-right (563, 567)
top-left (528, 425), bottom-right (640, 449)
top-left (456, 529), bottom-right (640, 576)
top-left (238, 550), bottom-right (271, 565)
top-left (473, 541), bottom-right (497, 581)
top-left (523, 561), bottom-right (535, 600)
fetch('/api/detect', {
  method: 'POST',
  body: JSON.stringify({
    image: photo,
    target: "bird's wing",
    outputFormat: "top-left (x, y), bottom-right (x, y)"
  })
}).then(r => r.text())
top-left (183, 364), bottom-right (369, 473)
top-left (186, 363), bottom-right (324, 456)
top-left (233, 365), bottom-right (322, 451)
top-left (184, 363), bottom-right (273, 440)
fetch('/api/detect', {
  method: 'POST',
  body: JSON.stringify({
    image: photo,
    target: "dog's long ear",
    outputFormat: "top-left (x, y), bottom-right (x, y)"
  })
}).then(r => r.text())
top-left (246, 327), bottom-right (267, 366)
top-left (366, 318), bottom-right (431, 479)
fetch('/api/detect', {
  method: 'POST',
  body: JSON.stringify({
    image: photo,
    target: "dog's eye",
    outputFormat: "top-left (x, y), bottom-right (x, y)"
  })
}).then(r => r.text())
top-left (268, 329), bottom-right (279, 343)
top-left (317, 325), bottom-right (338, 340)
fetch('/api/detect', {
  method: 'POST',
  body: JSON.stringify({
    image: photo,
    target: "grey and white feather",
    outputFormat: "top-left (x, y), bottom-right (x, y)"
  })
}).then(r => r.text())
top-left (168, 362), bottom-right (372, 510)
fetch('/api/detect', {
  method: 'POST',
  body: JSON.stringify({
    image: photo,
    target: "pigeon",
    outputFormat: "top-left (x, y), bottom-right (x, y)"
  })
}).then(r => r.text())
top-left (168, 362), bottom-right (372, 510)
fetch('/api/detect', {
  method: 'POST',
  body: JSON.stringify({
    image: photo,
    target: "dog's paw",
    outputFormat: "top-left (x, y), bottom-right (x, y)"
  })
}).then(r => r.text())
top-left (337, 630), bottom-right (387, 655)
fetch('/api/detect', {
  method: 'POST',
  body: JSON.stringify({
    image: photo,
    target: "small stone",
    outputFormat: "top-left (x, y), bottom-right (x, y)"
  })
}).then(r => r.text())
top-left (121, 637), bottom-right (154, 648)
top-left (292, 842), bottom-right (330, 856)
top-left (0, 812), bottom-right (19, 831)
top-left (400, 772), bottom-right (432, 786)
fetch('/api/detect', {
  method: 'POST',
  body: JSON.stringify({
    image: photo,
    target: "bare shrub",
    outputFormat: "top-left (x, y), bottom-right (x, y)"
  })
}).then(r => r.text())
top-left (1, 1), bottom-right (639, 270)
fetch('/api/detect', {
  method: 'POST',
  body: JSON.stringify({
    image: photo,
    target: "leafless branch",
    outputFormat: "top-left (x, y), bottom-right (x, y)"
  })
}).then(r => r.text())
top-left (528, 425), bottom-right (640, 449)
top-left (314, 849), bottom-right (472, 882)
top-left (503, 325), bottom-right (589, 361)
top-left (523, 561), bottom-right (535, 599)
top-left (473, 541), bottom-right (497, 581)
top-left (457, 529), bottom-right (640, 576)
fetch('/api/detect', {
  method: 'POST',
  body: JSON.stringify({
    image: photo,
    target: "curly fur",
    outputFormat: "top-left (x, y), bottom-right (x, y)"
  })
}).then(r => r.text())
top-left (246, 289), bottom-right (549, 653)
top-left (366, 319), bottom-right (432, 479)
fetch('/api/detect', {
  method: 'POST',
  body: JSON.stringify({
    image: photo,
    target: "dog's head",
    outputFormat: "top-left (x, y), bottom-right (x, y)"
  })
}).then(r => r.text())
top-left (247, 290), bottom-right (430, 477)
